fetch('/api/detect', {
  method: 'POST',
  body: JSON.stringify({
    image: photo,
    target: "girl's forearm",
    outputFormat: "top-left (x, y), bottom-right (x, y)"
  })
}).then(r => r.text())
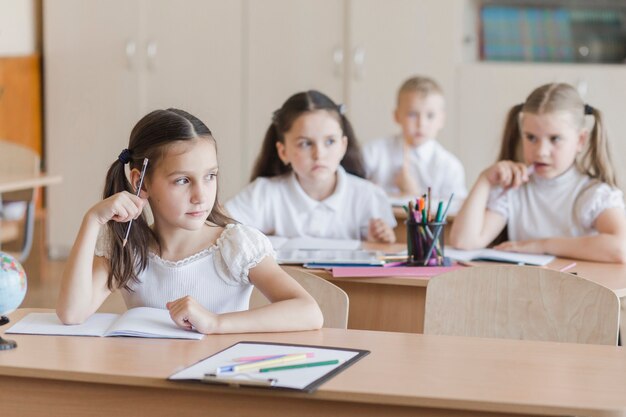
top-left (450, 174), bottom-right (493, 248)
top-left (214, 297), bottom-right (323, 334)
top-left (543, 234), bottom-right (626, 264)
top-left (56, 213), bottom-right (103, 323)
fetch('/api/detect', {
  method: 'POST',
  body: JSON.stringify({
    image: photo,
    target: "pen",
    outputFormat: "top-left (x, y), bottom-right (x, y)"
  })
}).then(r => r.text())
top-left (259, 359), bottom-right (340, 373)
top-left (122, 157), bottom-right (149, 247)
top-left (434, 201), bottom-right (444, 222)
top-left (202, 374), bottom-right (277, 387)
top-left (423, 193), bottom-right (455, 266)
top-left (558, 262), bottom-right (577, 272)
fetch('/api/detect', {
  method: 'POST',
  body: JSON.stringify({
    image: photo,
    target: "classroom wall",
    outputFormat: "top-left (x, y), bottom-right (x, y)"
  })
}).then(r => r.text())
top-left (0, 0), bottom-right (38, 56)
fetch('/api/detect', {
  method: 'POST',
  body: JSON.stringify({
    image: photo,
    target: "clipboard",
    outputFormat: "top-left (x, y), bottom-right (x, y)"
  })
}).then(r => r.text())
top-left (168, 341), bottom-right (369, 393)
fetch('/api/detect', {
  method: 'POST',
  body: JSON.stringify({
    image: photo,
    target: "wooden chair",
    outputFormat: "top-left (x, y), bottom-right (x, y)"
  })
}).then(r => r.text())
top-left (0, 140), bottom-right (40, 262)
top-left (424, 265), bottom-right (620, 345)
top-left (249, 266), bottom-right (349, 329)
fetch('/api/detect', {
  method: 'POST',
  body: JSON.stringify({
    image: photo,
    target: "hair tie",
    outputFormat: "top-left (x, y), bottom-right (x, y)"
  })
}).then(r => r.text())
top-left (584, 104), bottom-right (594, 115)
top-left (118, 148), bottom-right (132, 164)
top-left (337, 103), bottom-right (346, 115)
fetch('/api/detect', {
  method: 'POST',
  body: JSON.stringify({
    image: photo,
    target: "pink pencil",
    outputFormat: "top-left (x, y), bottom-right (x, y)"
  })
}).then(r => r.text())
top-left (232, 352), bottom-right (314, 362)
top-left (558, 262), bottom-right (577, 272)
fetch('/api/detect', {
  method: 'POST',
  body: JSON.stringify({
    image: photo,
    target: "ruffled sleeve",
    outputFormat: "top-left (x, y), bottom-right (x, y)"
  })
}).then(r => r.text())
top-left (486, 186), bottom-right (509, 220)
top-left (214, 224), bottom-right (276, 285)
top-left (576, 182), bottom-right (625, 229)
top-left (94, 226), bottom-right (112, 259)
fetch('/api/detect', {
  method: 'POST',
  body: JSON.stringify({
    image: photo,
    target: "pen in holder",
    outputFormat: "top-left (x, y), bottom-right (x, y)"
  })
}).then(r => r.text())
top-left (406, 220), bottom-right (446, 266)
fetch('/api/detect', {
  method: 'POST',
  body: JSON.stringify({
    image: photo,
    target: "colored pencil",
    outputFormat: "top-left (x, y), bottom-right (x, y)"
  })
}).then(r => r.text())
top-left (259, 359), bottom-right (340, 373)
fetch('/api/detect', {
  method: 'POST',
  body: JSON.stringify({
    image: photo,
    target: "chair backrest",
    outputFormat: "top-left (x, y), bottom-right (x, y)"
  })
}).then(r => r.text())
top-left (0, 141), bottom-right (40, 261)
top-left (249, 266), bottom-right (349, 329)
top-left (424, 265), bottom-right (620, 345)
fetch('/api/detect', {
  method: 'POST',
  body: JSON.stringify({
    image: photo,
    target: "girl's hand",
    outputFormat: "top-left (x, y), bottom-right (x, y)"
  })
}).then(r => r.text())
top-left (494, 239), bottom-right (546, 254)
top-left (368, 218), bottom-right (396, 243)
top-left (482, 161), bottom-right (530, 190)
top-left (166, 296), bottom-right (219, 334)
top-left (87, 191), bottom-right (146, 225)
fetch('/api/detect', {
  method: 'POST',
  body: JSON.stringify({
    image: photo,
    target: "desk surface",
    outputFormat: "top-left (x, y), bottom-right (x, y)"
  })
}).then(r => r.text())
top-left (0, 172), bottom-right (62, 193)
top-left (2, 309), bottom-right (626, 417)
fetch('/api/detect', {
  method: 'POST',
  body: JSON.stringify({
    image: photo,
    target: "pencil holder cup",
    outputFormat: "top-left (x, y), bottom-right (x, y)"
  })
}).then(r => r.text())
top-left (406, 221), bottom-right (447, 266)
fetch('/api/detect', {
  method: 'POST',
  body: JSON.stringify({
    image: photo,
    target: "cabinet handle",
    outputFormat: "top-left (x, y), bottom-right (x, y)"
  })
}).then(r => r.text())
top-left (146, 40), bottom-right (158, 71)
top-left (353, 46), bottom-right (366, 80)
top-left (125, 40), bottom-right (137, 70)
top-left (333, 46), bottom-right (344, 78)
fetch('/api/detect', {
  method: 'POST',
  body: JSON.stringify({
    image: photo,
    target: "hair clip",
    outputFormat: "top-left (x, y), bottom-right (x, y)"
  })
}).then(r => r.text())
top-left (337, 103), bottom-right (346, 115)
top-left (118, 148), bottom-right (132, 165)
top-left (584, 104), bottom-right (594, 115)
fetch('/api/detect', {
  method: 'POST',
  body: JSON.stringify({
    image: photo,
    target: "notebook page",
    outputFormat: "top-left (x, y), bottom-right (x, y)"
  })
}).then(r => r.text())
top-left (6, 313), bottom-right (118, 337)
top-left (104, 307), bottom-right (203, 340)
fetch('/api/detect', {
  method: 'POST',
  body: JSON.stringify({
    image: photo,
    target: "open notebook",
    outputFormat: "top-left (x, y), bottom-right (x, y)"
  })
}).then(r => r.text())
top-left (6, 307), bottom-right (203, 340)
top-left (445, 247), bottom-right (555, 266)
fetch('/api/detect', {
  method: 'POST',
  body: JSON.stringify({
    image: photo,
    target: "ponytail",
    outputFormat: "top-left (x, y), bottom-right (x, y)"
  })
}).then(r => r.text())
top-left (102, 157), bottom-right (156, 292)
top-left (578, 107), bottom-right (617, 188)
top-left (338, 113), bottom-right (366, 178)
top-left (497, 103), bottom-right (524, 162)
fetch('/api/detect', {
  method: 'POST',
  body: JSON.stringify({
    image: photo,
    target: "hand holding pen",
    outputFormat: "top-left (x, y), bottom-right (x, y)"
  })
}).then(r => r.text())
top-left (123, 158), bottom-right (149, 247)
top-left (483, 161), bottom-right (533, 192)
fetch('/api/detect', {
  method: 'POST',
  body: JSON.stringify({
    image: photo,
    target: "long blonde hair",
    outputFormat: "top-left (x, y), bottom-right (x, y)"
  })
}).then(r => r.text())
top-left (497, 83), bottom-right (617, 187)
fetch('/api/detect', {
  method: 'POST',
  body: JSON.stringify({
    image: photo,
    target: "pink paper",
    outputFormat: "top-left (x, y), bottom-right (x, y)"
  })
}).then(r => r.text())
top-left (332, 265), bottom-right (464, 278)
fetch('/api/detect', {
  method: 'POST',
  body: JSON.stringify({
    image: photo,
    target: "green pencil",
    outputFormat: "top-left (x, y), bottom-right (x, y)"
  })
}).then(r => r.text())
top-left (259, 359), bottom-right (340, 373)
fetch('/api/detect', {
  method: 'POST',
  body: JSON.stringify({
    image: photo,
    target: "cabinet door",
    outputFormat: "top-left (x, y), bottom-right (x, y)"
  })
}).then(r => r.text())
top-left (44, 0), bottom-right (141, 257)
top-left (244, 0), bottom-right (344, 181)
top-left (347, 0), bottom-right (462, 147)
top-left (141, 0), bottom-right (243, 199)
top-left (456, 63), bottom-right (626, 188)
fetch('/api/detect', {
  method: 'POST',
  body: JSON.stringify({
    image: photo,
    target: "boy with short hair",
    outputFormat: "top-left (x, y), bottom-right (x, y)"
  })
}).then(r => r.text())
top-left (363, 76), bottom-right (467, 208)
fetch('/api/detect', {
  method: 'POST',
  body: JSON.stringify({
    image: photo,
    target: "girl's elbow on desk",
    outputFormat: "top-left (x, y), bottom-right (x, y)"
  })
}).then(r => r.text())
top-left (56, 307), bottom-right (90, 325)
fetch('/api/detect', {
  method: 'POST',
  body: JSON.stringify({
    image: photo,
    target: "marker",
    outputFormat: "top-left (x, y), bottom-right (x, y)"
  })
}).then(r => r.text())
top-left (259, 359), bottom-right (340, 373)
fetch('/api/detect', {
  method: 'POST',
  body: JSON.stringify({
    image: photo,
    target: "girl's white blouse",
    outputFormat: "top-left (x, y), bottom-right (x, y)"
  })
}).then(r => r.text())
top-left (95, 223), bottom-right (274, 313)
top-left (225, 166), bottom-right (396, 240)
top-left (487, 166), bottom-right (625, 241)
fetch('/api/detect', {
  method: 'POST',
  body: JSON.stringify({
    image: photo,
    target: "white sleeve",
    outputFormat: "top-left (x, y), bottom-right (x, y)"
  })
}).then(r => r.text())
top-left (359, 183), bottom-right (397, 239)
top-left (94, 226), bottom-right (112, 259)
top-left (214, 224), bottom-right (276, 285)
top-left (362, 141), bottom-right (378, 180)
top-left (224, 179), bottom-right (272, 233)
top-left (486, 186), bottom-right (509, 220)
top-left (576, 182), bottom-right (625, 229)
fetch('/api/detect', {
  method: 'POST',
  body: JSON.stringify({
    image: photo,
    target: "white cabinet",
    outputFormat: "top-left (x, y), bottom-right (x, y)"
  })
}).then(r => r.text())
top-left (244, 0), bottom-right (345, 173)
top-left (44, 0), bottom-right (242, 256)
top-left (243, 0), bottom-right (463, 176)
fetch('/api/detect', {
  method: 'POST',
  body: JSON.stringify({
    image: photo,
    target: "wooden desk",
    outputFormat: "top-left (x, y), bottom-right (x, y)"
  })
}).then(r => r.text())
top-left (2, 309), bottom-right (626, 417)
top-left (307, 249), bottom-right (626, 333)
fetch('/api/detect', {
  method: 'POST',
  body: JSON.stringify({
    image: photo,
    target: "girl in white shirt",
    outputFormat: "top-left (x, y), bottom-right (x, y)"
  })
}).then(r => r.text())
top-left (226, 90), bottom-right (396, 242)
top-left (56, 108), bottom-right (323, 334)
top-left (450, 83), bottom-right (626, 263)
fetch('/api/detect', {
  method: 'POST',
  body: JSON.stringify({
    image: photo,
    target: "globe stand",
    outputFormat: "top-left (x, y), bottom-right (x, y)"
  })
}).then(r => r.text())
top-left (0, 316), bottom-right (17, 350)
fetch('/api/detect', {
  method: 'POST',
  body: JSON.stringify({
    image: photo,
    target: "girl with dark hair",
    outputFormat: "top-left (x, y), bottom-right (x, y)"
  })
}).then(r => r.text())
top-left (226, 90), bottom-right (396, 243)
top-left (450, 83), bottom-right (626, 263)
top-left (57, 108), bottom-right (322, 334)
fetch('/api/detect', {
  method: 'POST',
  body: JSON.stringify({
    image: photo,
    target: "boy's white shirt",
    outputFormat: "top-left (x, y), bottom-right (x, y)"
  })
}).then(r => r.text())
top-left (362, 134), bottom-right (467, 202)
top-left (225, 166), bottom-right (396, 240)
top-left (487, 166), bottom-right (625, 241)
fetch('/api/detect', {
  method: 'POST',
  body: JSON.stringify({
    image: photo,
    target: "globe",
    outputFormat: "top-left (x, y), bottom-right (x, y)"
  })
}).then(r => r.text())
top-left (0, 252), bottom-right (27, 350)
